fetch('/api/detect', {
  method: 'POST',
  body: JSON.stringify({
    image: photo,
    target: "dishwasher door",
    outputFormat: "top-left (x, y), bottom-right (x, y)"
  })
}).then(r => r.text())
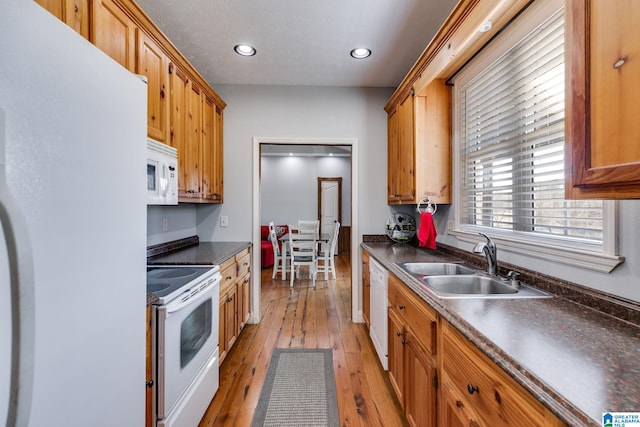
top-left (369, 257), bottom-right (388, 370)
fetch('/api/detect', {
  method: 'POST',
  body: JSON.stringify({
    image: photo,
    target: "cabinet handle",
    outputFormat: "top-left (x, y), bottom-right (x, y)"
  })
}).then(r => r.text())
top-left (226, 276), bottom-right (233, 281)
top-left (399, 304), bottom-right (405, 310)
top-left (455, 400), bottom-right (463, 409)
top-left (226, 296), bottom-right (233, 302)
top-left (467, 384), bottom-right (479, 395)
top-left (396, 331), bottom-right (402, 337)
top-left (146, 380), bottom-right (154, 388)
top-left (401, 339), bottom-right (407, 345)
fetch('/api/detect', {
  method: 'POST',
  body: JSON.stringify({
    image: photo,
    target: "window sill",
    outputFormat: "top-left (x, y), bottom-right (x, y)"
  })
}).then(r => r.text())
top-left (449, 228), bottom-right (624, 273)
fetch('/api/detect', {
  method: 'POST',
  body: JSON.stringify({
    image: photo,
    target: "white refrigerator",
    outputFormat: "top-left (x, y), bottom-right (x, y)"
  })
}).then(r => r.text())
top-left (1, 1), bottom-right (147, 426)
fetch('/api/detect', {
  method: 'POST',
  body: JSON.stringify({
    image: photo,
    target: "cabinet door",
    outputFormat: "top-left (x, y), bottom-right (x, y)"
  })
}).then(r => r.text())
top-left (183, 82), bottom-right (203, 198)
top-left (396, 92), bottom-right (416, 202)
top-left (225, 284), bottom-right (239, 351)
top-left (387, 108), bottom-right (400, 203)
top-left (137, 30), bottom-right (169, 143)
top-left (404, 329), bottom-right (437, 427)
top-left (169, 64), bottom-right (189, 196)
top-left (566, 0), bottom-right (640, 198)
top-left (238, 273), bottom-right (250, 329)
top-left (36, 0), bottom-right (89, 39)
top-left (201, 92), bottom-right (216, 201)
top-left (387, 308), bottom-right (405, 406)
top-left (91, 0), bottom-right (136, 71)
top-left (440, 383), bottom-right (481, 427)
top-left (219, 294), bottom-right (227, 363)
top-left (212, 105), bottom-right (224, 203)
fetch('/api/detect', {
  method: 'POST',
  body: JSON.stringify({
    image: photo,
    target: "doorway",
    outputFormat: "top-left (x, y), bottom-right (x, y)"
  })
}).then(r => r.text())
top-left (251, 137), bottom-right (359, 323)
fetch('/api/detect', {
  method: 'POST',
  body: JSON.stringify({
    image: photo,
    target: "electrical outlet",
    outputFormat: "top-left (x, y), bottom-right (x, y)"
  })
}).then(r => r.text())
top-left (162, 217), bottom-right (168, 232)
top-left (220, 216), bottom-right (228, 227)
top-left (447, 220), bottom-right (454, 232)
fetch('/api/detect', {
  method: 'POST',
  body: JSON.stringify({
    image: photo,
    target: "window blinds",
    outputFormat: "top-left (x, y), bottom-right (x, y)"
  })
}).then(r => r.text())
top-left (458, 9), bottom-right (603, 244)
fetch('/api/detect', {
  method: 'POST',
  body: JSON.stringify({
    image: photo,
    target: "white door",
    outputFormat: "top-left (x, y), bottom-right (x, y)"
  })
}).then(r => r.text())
top-left (320, 179), bottom-right (340, 237)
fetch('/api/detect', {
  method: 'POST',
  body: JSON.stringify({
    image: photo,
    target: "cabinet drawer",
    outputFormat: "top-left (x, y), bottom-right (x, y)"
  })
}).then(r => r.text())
top-left (388, 274), bottom-right (437, 355)
top-left (441, 322), bottom-right (550, 427)
top-left (219, 259), bottom-right (237, 293)
top-left (236, 251), bottom-right (251, 277)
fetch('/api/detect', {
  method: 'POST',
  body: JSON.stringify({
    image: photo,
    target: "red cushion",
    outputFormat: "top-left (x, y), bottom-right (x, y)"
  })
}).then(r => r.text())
top-left (260, 225), bottom-right (289, 269)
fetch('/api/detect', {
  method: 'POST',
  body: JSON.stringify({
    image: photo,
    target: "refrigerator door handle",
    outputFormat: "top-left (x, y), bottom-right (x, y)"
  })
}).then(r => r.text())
top-left (0, 109), bottom-right (35, 427)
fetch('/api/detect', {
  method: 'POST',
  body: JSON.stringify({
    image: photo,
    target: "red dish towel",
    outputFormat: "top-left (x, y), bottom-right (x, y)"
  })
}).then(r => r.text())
top-left (418, 212), bottom-right (437, 249)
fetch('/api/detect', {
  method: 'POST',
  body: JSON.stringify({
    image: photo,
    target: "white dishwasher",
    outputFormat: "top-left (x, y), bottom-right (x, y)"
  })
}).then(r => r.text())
top-left (369, 257), bottom-right (389, 370)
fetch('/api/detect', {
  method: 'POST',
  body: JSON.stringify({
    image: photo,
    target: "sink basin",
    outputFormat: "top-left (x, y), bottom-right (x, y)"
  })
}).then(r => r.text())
top-left (400, 262), bottom-right (476, 276)
top-left (422, 275), bottom-right (551, 299)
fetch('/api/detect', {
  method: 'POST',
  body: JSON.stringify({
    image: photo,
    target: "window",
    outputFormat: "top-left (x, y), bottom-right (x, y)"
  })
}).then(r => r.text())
top-left (451, 0), bottom-right (620, 272)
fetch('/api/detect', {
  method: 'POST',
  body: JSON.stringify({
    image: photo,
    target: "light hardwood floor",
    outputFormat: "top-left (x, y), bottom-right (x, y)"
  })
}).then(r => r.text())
top-left (199, 254), bottom-right (407, 427)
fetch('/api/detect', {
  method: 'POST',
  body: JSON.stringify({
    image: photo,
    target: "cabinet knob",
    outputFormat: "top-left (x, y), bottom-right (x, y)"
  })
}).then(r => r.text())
top-left (226, 296), bottom-right (233, 302)
top-left (614, 58), bottom-right (626, 69)
top-left (396, 331), bottom-right (402, 337)
top-left (455, 400), bottom-right (463, 409)
top-left (146, 380), bottom-right (154, 388)
top-left (399, 304), bottom-right (405, 310)
top-left (467, 384), bottom-right (479, 395)
top-left (401, 339), bottom-right (407, 345)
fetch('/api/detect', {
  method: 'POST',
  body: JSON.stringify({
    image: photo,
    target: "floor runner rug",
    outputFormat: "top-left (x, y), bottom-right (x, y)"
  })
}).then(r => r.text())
top-left (251, 348), bottom-right (339, 427)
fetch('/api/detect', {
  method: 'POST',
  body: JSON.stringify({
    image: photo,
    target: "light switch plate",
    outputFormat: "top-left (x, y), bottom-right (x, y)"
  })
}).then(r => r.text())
top-left (220, 216), bottom-right (228, 227)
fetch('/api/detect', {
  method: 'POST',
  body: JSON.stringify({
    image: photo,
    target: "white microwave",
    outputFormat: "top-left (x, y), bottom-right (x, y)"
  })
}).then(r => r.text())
top-left (147, 139), bottom-right (178, 205)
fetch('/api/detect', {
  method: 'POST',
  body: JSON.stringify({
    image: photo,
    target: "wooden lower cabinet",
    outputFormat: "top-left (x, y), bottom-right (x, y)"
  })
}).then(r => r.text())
top-left (388, 273), bottom-right (438, 426)
top-left (219, 248), bottom-right (251, 365)
top-left (441, 382), bottom-right (482, 427)
top-left (439, 321), bottom-right (564, 427)
top-left (382, 269), bottom-right (565, 427)
top-left (387, 309), bottom-right (405, 405)
top-left (405, 329), bottom-right (437, 427)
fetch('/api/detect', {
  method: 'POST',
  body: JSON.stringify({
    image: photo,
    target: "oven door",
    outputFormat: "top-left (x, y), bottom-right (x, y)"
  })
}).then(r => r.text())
top-left (157, 278), bottom-right (219, 418)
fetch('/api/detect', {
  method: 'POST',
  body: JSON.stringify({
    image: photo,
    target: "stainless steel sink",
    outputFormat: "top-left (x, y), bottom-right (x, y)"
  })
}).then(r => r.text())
top-left (399, 262), bottom-right (476, 276)
top-left (422, 275), bottom-right (551, 299)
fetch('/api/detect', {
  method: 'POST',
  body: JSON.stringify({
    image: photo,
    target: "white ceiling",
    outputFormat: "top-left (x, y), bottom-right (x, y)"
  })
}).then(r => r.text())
top-left (134, 0), bottom-right (460, 88)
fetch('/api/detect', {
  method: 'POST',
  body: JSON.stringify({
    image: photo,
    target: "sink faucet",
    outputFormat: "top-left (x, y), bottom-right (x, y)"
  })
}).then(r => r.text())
top-left (473, 233), bottom-right (497, 276)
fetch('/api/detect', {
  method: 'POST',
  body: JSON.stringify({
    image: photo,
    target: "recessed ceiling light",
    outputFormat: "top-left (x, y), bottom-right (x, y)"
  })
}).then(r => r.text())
top-left (234, 44), bottom-right (256, 56)
top-left (288, 153), bottom-right (294, 156)
top-left (350, 48), bottom-right (371, 59)
top-left (479, 21), bottom-right (493, 33)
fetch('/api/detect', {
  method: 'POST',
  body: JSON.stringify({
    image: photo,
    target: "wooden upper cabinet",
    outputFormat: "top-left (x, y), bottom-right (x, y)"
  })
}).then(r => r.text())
top-left (184, 82), bottom-right (203, 198)
top-left (91, 0), bottom-right (136, 71)
top-left (201, 93), bottom-right (216, 202)
top-left (387, 79), bottom-right (451, 205)
top-left (169, 63), bottom-right (190, 196)
top-left (35, 0), bottom-right (89, 39)
top-left (212, 105), bottom-right (224, 203)
top-left (388, 91), bottom-right (415, 203)
top-left (136, 30), bottom-right (169, 143)
top-left (38, 0), bottom-right (226, 203)
top-left (387, 107), bottom-right (400, 203)
top-left (566, 0), bottom-right (640, 198)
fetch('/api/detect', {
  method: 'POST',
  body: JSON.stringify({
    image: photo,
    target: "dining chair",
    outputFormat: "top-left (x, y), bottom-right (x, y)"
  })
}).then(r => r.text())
top-left (288, 229), bottom-right (317, 288)
top-left (297, 219), bottom-right (320, 238)
top-left (269, 222), bottom-right (288, 280)
top-left (316, 221), bottom-right (340, 280)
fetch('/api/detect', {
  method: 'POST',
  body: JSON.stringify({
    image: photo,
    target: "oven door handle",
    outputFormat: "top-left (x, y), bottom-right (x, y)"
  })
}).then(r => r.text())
top-left (164, 276), bottom-right (220, 315)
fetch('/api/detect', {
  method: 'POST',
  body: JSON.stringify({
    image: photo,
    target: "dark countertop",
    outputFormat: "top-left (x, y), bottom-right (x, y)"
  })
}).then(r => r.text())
top-left (147, 241), bottom-right (251, 266)
top-left (362, 241), bottom-right (640, 427)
